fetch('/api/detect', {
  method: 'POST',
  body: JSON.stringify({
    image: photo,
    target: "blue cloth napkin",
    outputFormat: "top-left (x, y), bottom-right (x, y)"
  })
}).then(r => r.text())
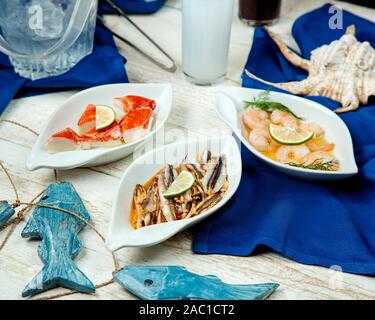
top-left (0, 25), bottom-right (128, 115)
top-left (99, 0), bottom-right (166, 14)
top-left (193, 4), bottom-right (375, 275)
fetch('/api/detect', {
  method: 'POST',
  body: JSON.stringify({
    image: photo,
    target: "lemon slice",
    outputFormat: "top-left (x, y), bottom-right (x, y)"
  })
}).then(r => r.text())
top-left (96, 105), bottom-right (116, 130)
top-left (163, 171), bottom-right (195, 199)
top-left (269, 124), bottom-right (314, 145)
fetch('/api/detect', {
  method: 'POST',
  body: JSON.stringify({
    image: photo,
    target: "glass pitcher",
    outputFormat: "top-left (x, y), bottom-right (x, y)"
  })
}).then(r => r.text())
top-left (0, 0), bottom-right (98, 80)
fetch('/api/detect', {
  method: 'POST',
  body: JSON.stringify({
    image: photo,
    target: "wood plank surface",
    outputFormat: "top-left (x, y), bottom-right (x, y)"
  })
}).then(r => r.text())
top-left (0, 0), bottom-right (374, 300)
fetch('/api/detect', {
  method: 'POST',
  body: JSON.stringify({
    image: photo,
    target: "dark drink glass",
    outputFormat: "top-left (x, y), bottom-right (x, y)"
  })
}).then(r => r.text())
top-left (239, 0), bottom-right (282, 26)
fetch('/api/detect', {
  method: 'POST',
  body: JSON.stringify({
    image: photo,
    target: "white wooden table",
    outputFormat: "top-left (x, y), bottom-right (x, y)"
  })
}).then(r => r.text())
top-left (1, 0), bottom-right (375, 300)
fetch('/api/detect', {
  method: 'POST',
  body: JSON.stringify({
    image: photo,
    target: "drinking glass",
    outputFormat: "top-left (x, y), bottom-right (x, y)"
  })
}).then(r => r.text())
top-left (0, 0), bottom-right (98, 80)
top-left (239, 0), bottom-right (282, 26)
top-left (182, 0), bottom-right (234, 85)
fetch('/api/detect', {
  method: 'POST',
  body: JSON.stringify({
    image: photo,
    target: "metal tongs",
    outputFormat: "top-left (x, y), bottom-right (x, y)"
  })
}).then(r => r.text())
top-left (99, 0), bottom-right (177, 73)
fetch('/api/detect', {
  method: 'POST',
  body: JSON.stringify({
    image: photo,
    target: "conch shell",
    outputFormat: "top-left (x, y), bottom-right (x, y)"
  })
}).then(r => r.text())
top-left (245, 25), bottom-right (375, 113)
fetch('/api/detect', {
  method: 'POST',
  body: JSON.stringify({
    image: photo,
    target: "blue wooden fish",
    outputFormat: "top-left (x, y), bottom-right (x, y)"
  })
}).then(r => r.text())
top-left (114, 266), bottom-right (279, 300)
top-left (0, 201), bottom-right (15, 227)
top-left (21, 182), bottom-right (95, 297)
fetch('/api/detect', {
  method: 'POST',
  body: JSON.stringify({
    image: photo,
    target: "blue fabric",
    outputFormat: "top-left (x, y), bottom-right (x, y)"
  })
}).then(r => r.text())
top-left (0, 25), bottom-right (128, 115)
top-left (193, 4), bottom-right (375, 275)
top-left (99, 0), bottom-right (166, 14)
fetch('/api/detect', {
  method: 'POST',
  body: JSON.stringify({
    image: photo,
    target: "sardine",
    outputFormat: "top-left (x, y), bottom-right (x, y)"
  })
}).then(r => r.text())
top-left (157, 174), bottom-right (176, 222)
top-left (143, 178), bottom-right (160, 225)
top-left (182, 152), bottom-right (205, 179)
top-left (201, 157), bottom-right (219, 193)
top-left (114, 265), bottom-right (279, 300)
top-left (133, 184), bottom-right (147, 228)
top-left (21, 182), bottom-right (95, 297)
top-left (185, 163), bottom-right (204, 179)
top-left (194, 181), bottom-right (206, 199)
top-left (209, 155), bottom-right (227, 194)
top-left (164, 164), bottom-right (177, 188)
top-left (186, 192), bottom-right (223, 218)
top-left (201, 155), bottom-right (227, 194)
top-left (178, 164), bottom-right (193, 214)
top-left (200, 150), bottom-right (212, 164)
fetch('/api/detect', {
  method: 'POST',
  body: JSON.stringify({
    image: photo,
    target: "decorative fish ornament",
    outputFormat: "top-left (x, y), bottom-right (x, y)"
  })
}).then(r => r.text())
top-left (114, 266), bottom-right (279, 300)
top-left (0, 201), bottom-right (15, 227)
top-left (21, 182), bottom-right (95, 297)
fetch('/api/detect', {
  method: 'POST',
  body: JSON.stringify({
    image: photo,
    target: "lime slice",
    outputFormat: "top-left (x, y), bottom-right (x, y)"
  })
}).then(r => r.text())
top-left (269, 124), bottom-right (314, 145)
top-left (163, 171), bottom-right (195, 199)
top-left (96, 105), bottom-right (115, 130)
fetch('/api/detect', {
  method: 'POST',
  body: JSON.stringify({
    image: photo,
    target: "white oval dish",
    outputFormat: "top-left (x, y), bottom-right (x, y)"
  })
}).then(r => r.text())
top-left (216, 87), bottom-right (358, 180)
top-left (106, 135), bottom-right (242, 251)
top-left (26, 83), bottom-right (172, 170)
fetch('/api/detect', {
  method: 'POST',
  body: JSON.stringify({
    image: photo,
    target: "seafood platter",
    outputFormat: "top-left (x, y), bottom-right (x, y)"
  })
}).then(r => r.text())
top-left (216, 87), bottom-right (358, 180)
top-left (46, 95), bottom-right (156, 153)
top-left (26, 83), bottom-right (172, 170)
top-left (106, 136), bottom-right (242, 250)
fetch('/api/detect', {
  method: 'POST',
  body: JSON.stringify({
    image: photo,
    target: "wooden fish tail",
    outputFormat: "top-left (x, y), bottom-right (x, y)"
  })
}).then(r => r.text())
top-left (22, 253), bottom-right (95, 297)
top-left (223, 283), bottom-right (279, 300)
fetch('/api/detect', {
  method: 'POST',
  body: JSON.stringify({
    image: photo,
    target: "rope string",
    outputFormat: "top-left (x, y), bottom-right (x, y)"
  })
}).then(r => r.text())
top-left (0, 161), bottom-right (20, 205)
top-left (0, 118), bottom-right (121, 300)
top-left (34, 279), bottom-right (116, 301)
top-left (0, 190), bottom-right (45, 252)
top-left (54, 170), bottom-right (60, 183)
top-left (0, 119), bottom-right (38, 136)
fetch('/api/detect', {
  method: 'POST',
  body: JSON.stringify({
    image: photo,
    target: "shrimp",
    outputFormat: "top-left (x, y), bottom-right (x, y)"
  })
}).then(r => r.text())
top-left (248, 128), bottom-right (271, 152)
top-left (306, 140), bottom-right (335, 152)
top-left (270, 110), bottom-right (298, 128)
top-left (304, 151), bottom-right (335, 165)
top-left (248, 128), bottom-right (280, 152)
top-left (242, 109), bottom-right (270, 129)
top-left (275, 145), bottom-right (310, 164)
top-left (300, 122), bottom-right (324, 137)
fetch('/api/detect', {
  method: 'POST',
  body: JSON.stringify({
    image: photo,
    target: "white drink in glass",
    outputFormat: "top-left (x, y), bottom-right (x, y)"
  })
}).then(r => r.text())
top-left (182, 0), bottom-right (234, 85)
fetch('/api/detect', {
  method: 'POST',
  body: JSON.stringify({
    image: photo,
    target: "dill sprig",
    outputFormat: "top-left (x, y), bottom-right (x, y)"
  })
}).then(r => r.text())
top-left (243, 90), bottom-right (302, 120)
top-left (287, 159), bottom-right (339, 171)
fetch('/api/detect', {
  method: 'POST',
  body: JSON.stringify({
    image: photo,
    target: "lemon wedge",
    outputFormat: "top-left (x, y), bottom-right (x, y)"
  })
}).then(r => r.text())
top-left (163, 171), bottom-right (195, 199)
top-left (96, 105), bottom-right (115, 131)
top-left (269, 124), bottom-right (314, 145)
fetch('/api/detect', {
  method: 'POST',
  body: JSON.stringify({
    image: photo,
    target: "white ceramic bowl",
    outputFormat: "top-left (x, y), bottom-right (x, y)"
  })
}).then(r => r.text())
top-left (216, 87), bottom-right (358, 180)
top-left (26, 83), bottom-right (172, 170)
top-left (106, 135), bottom-right (242, 251)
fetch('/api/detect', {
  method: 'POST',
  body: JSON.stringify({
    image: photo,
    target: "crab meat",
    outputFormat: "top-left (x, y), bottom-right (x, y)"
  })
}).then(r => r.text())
top-left (123, 116), bottom-right (154, 144)
top-left (114, 95), bottom-right (156, 114)
top-left (46, 128), bottom-right (90, 153)
top-left (77, 104), bottom-right (96, 135)
top-left (120, 107), bottom-right (154, 131)
top-left (82, 123), bottom-right (124, 148)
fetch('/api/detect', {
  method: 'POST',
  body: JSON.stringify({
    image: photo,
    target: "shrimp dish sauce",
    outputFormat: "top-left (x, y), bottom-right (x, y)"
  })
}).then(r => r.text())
top-left (241, 107), bottom-right (339, 171)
